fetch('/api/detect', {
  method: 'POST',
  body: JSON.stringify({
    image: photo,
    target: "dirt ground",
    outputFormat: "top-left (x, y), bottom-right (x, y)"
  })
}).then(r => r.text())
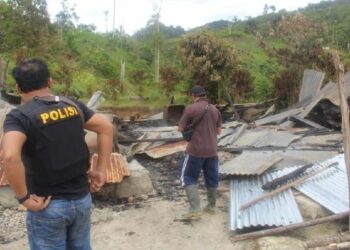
top-left (1, 185), bottom-right (237, 250)
top-left (1, 153), bottom-right (348, 250)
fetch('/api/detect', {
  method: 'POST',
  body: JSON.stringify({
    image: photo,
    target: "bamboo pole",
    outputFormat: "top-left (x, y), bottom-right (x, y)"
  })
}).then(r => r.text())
top-left (239, 162), bottom-right (337, 211)
top-left (232, 212), bottom-right (348, 241)
top-left (332, 50), bottom-right (350, 230)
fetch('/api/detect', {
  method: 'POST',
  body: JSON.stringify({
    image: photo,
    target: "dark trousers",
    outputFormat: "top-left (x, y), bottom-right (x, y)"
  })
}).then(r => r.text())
top-left (180, 153), bottom-right (219, 187)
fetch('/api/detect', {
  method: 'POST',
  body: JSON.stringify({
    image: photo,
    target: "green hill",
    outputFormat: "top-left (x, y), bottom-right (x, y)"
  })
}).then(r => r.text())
top-left (1, 0), bottom-right (349, 108)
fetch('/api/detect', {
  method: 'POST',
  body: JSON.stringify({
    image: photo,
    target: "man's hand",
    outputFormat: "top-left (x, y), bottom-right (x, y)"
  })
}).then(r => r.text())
top-left (22, 194), bottom-right (51, 212)
top-left (88, 169), bottom-right (106, 193)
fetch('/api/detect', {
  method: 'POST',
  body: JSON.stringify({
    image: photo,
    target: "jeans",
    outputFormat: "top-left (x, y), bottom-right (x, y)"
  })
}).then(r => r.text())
top-left (27, 193), bottom-right (92, 250)
top-left (180, 153), bottom-right (219, 187)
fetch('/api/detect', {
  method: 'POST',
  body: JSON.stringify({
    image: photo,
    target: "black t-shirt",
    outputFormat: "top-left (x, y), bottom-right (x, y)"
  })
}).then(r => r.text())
top-left (3, 97), bottom-right (95, 199)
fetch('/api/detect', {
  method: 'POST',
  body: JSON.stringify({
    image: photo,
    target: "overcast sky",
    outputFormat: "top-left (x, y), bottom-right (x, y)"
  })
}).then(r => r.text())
top-left (46, 0), bottom-right (325, 35)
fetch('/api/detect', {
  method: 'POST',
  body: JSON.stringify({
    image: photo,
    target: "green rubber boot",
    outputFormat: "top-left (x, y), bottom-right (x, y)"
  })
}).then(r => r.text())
top-left (181, 185), bottom-right (201, 221)
top-left (204, 187), bottom-right (217, 214)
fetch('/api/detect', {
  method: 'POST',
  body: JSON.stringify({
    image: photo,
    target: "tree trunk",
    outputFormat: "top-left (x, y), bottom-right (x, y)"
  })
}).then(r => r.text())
top-left (332, 50), bottom-right (350, 230)
top-left (120, 58), bottom-right (125, 95)
top-left (0, 57), bottom-right (4, 88)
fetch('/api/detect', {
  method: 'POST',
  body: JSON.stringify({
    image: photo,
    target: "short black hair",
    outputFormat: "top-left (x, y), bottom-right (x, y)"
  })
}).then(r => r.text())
top-left (12, 58), bottom-right (50, 93)
top-left (190, 85), bottom-right (206, 97)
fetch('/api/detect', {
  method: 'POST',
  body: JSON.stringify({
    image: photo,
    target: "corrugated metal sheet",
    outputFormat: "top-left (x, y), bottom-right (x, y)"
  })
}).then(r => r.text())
top-left (231, 129), bottom-right (301, 148)
top-left (276, 154), bottom-right (348, 213)
top-left (145, 141), bottom-right (187, 158)
top-left (322, 72), bottom-right (350, 106)
top-left (90, 153), bottom-right (130, 183)
top-left (299, 69), bottom-right (325, 102)
top-left (254, 107), bottom-right (303, 126)
top-left (130, 130), bottom-right (184, 155)
top-left (220, 151), bottom-right (282, 175)
top-left (218, 125), bottom-right (247, 147)
top-left (270, 150), bottom-right (338, 170)
top-left (230, 172), bottom-right (303, 231)
top-left (218, 132), bottom-right (235, 147)
top-left (130, 132), bottom-right (162, 155)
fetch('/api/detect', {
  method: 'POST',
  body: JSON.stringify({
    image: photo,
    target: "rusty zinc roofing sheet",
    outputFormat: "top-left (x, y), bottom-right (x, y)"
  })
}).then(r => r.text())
top-left (276, 154), bottom-right (348, 214)
top-left (230, 172), bottom-right (303, 231)
top-left (145, 141), bottom-right (187, 159)
top-left (89, 153), bottom-right (131, 184)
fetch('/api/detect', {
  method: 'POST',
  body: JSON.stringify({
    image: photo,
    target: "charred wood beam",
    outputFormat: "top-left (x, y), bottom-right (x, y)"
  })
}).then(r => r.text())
top-left (261, 163), bottom-right (313, 190)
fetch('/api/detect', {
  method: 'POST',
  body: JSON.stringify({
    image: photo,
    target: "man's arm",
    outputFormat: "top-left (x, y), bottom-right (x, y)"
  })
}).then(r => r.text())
top-left (177, 126), bottom-right (184, 132)
top-left (84, 113), bottom-right (113, 192)
top-left (2, 131), bottom-right (50, 210)
top-left (216, 108), bottom-right (222, 135)
top-left (178, 107), bottom-right (191, 132)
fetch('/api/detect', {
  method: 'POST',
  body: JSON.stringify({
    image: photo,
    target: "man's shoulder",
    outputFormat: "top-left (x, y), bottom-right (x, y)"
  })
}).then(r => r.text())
top-left (6, 106), bottom-right (23, 117)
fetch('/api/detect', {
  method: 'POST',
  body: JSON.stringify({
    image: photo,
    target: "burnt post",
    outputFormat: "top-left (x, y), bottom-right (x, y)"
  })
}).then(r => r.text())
top-left (333, 50), bottom-right (350, 230)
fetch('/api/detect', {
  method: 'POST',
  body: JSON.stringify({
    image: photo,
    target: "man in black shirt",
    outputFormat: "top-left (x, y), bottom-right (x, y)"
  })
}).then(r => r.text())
top-left (1, 59), bottom-right (113, 249)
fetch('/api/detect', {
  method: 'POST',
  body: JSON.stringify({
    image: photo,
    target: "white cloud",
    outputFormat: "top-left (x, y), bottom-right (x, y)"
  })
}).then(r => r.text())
top-left (46, 0), bottom-right (325, 35)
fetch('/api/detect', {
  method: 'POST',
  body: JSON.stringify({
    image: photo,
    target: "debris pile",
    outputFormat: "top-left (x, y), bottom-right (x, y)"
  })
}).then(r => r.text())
top-left (114, 69), bottom-right (350, 246)
top-left (1, 69), bottom-right (350, 247)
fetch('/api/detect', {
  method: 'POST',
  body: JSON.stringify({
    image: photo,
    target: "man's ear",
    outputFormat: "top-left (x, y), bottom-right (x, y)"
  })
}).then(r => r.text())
top-left (16, 84), bottom-right (22, 94)
top-left (48, 77), bottom-right (53, 88)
